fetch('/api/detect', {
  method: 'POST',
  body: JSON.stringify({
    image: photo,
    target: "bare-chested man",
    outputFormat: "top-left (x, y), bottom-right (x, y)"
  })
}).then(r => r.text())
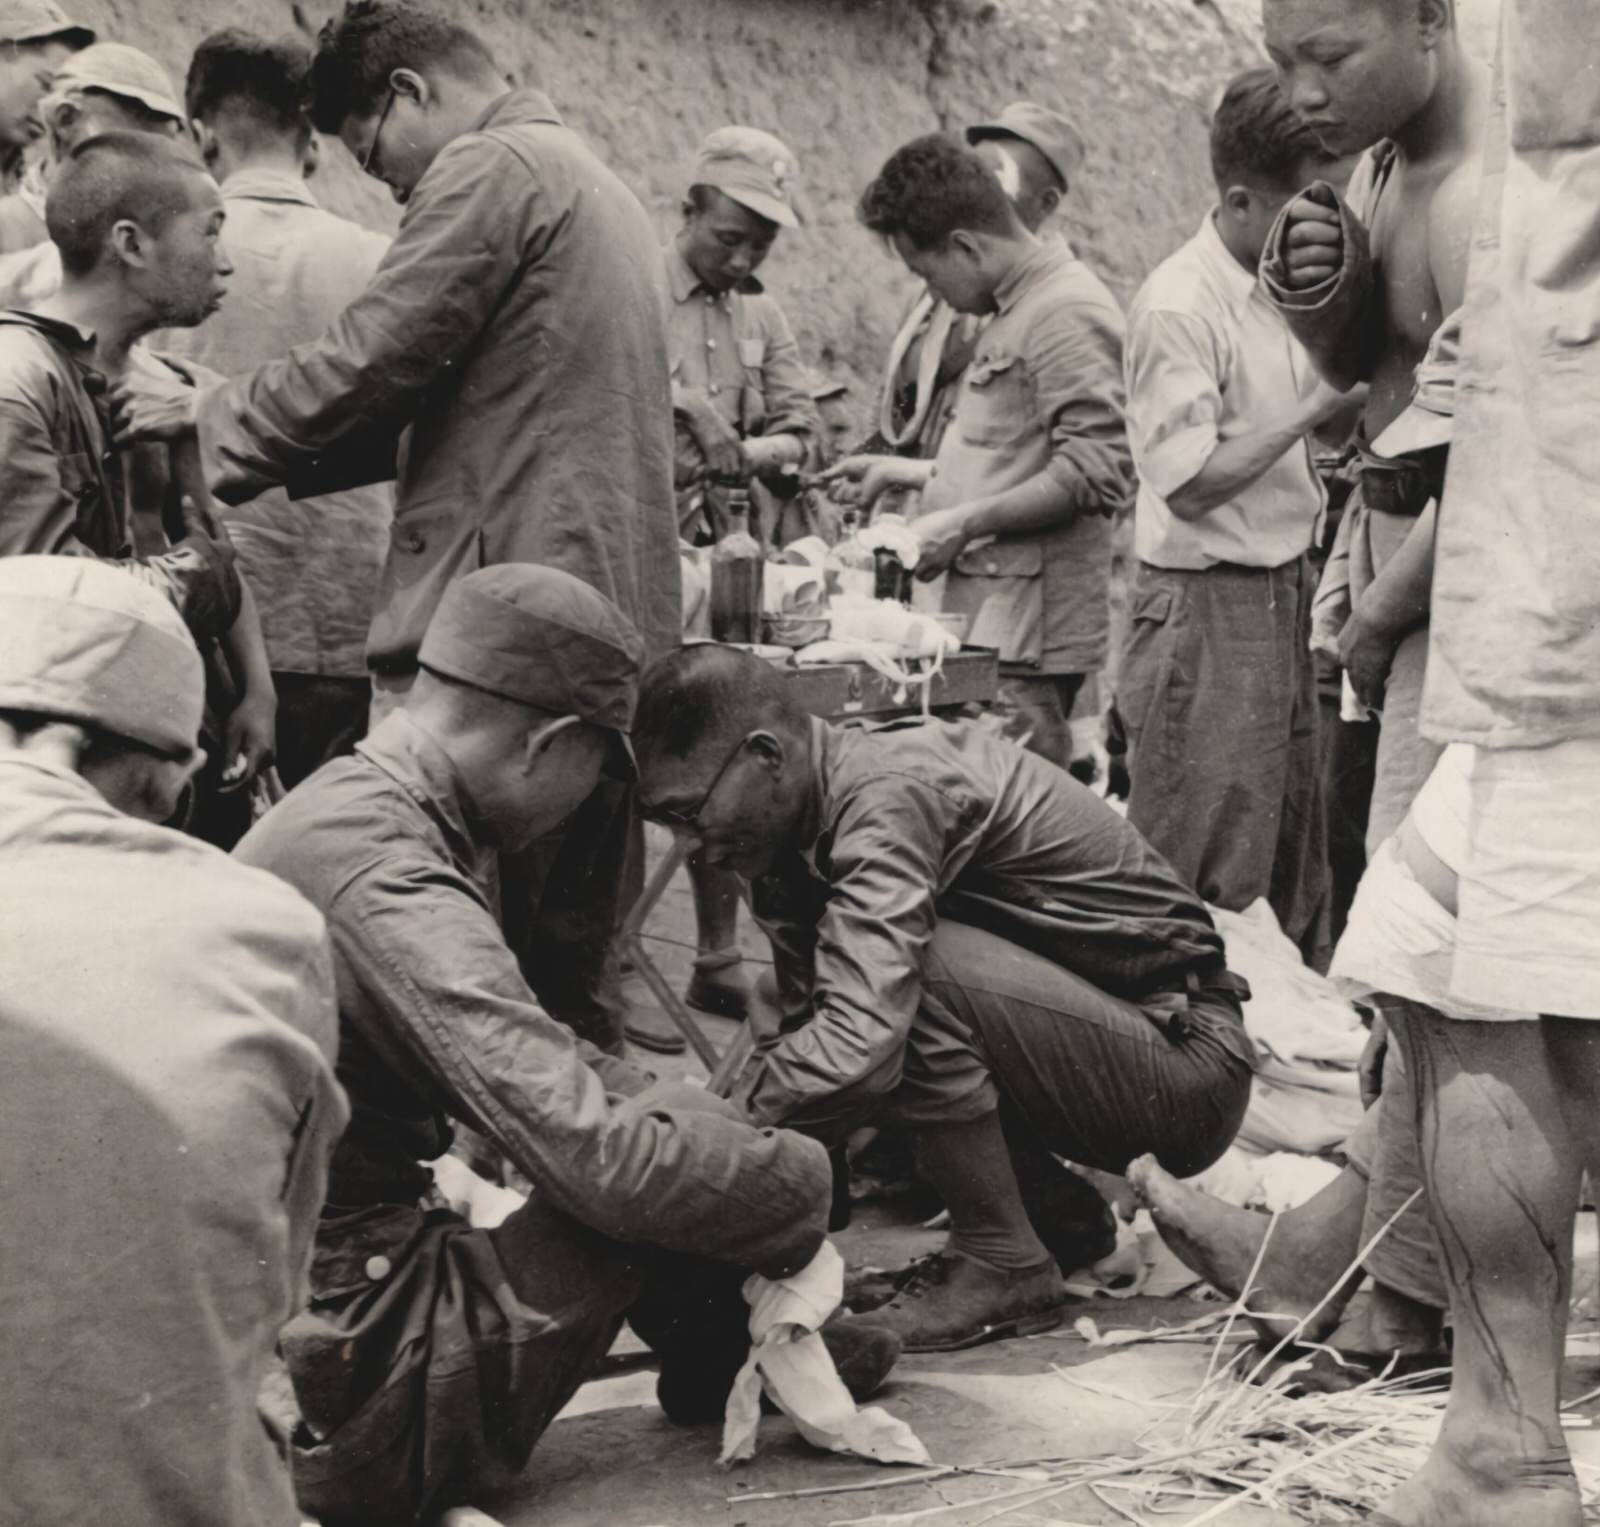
top-left (1266, 0), bottom-right (1489, 845)
top-left (1130, 0), bottom-right (1492, 1382)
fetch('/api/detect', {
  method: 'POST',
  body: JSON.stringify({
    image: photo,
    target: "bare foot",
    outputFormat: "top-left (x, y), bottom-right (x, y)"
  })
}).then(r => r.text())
top-left (1377, 1433), bottom-right (1580, 1527)
top-left (1326, 1281), bottom-right (1446, 1359)
top-left (1126, 1154), bottom-right (1362, 1346)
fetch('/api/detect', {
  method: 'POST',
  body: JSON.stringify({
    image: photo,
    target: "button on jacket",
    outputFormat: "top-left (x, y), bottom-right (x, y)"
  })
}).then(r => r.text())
top-left (196, 89), bottom-right (681, 671)
top-left (0, 755), bottom-right (345, 1527)
top-left (159, 169), bottom-right (393, 679)
top-left (235, 710), bottom-right (831, 1273)
top-left (743, 717), bottom-right (1247, 1129)
top-left (918, 240), bottom-right (1134, 674)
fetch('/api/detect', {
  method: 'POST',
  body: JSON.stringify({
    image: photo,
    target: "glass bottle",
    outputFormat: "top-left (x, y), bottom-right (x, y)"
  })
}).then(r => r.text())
top-left (709, 485), bottom-right (764, 644)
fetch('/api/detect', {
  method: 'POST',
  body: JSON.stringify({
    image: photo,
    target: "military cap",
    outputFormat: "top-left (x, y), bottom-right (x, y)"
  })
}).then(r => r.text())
top-left (691, 125), bottom-right (801, 229)
top-left (0, 0), bottom-right (93, 48)
top-left (967, 101), bottom-right (1086, 191)
top-left (417, 564), bottom-right (645, 780)
top-left (51, 42), bottom-right (183, 123)
top-left (0, 557), bottom-right (203, 754)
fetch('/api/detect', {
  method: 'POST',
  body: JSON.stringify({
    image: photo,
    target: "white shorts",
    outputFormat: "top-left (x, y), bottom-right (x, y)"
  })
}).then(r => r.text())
top-left (1452, 737), bottom-right (1600, 1019)
top-left (1329, 838), bottom-right (1528, 1023)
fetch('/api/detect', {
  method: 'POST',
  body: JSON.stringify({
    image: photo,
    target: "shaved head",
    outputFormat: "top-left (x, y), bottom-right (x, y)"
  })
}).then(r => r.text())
top-left (47, 131), bottom-right (211, 276)
top-left (1264, 0), bottom-right (1453, 156)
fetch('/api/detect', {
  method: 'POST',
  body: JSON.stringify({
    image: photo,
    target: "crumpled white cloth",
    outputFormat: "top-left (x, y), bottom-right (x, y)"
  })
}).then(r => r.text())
top-left (719, 1241), bottom-right (930, 1469)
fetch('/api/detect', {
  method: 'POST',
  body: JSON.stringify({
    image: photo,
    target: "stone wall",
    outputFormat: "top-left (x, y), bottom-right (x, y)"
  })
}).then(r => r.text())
top-left (74, 0), bottom-right (1499, 417)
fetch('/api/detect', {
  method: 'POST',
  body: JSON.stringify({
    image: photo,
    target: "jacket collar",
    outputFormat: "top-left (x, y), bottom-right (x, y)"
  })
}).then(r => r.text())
top-left (0, 308), bottom-right (93, 349)
top-left (992, 236), bottom-right (1073, 316)
top-left (470, 86), bottom-right (563, 136)
top-left (1196, 209), bottom-right (1260, 309)
top-left (355, 710), bottom-right (483, 867)
top-left (220, 166), bottom-right (319, 209)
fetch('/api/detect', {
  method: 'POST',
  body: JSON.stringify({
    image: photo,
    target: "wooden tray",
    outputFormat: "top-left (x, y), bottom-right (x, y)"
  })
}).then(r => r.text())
top-left (774, 646), bottom-right (999, 721)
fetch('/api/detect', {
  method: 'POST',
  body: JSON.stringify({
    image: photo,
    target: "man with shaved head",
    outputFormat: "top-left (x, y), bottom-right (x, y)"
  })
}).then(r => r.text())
top-left (0, 131), bottom-right (279, 838)
top-left (1261, 0), bottom-right (1489, 853)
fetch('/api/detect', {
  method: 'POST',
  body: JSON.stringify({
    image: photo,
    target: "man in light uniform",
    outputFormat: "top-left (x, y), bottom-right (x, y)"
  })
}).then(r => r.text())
top-left (829, 132), bottom-right (1134, 769)
top-left (162, 28), bottom-right (393, 787)
top-left (664, 124), bottom-right (820, 1033)
top-left (0, 555), bottom-right (346, 1527)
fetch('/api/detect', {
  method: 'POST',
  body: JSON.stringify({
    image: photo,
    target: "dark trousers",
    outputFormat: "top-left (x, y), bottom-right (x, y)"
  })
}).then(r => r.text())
top-left (285, 1191), bottom-right (750, 1526)
top-left (879, 921), bottom-right (1252, 1181)
top-left (1318, 692), bottom-right (1379, 946)
top-left (273, 672), bottom-right (371, 789)
top-left (1119, 557), bottom-right (1331, 969)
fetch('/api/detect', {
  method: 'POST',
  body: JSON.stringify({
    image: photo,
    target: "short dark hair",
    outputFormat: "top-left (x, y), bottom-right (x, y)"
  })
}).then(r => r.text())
top-left (186, 29), bottom-right (313, 151)
top-left (858, 132), bottom-right (1015, 252)
top-left (634, 645), bottom-right (805, 763)
top-left (47, 132), bottom-right (208, 276)
top-left (1210, 67), bottom-right (1336, 191)
top-left (309, 0), bottom-right (497, 134)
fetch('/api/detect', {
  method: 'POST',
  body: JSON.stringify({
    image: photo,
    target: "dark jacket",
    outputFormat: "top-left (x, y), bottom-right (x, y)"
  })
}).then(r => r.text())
top-left (741, 716), bottom-right (1249, 1128)
top-left (197, 88), bottom-right (682, 671)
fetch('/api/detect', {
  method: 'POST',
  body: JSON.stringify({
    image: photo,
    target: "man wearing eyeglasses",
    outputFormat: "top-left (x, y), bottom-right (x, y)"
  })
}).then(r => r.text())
top-left (112, 0), bottom-right (682, 1058)
top-left (235, 563), bottom-right (898, 1526)
top-left (632, 643), bottom-right (1255, 1355)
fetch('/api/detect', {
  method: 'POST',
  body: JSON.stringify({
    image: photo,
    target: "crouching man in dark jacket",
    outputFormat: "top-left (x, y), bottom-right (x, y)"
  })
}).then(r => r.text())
top-left (634, 644), bottom-right (1255, 1354)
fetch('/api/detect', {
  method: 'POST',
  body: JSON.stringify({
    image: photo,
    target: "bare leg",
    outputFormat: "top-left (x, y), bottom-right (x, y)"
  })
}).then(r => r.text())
top-left (1377, 1001), bottom-right (1581, 1527)
top-left (1128, 1155), bottom-right (1366, 1344)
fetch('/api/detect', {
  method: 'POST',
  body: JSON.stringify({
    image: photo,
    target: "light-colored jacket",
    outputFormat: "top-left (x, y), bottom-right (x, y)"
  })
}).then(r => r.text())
top-left (1423, 0), bottom-right (1600, 747)
top-left (160, 168), bottom-right (392, 678)
top-left (0, 754), bottom-right (345, 1527)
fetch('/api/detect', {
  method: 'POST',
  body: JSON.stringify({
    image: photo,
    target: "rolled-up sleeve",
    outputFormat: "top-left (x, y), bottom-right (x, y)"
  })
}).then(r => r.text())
top-left (1124, 309), bottom-right (1225, 500)
top-left (744, 777), bottom-right (952, 1134)
top-left (1259, 173), bottom-right (1381, 392)
top-left (199, 131), bottom-right (541, 506)
top-left (1032, 296), bottom-right (1136, 517)
top-left (331, 853), bottom-right (831, 1276)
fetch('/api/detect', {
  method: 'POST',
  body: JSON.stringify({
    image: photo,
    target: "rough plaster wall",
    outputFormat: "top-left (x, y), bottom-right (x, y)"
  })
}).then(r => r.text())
top-left (79, 0), bottom-right (1499, 414)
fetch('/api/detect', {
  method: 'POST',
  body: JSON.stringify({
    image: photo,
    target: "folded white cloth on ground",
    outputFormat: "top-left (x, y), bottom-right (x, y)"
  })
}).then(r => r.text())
top-left (719, 1240), bottom-right (930, 1468)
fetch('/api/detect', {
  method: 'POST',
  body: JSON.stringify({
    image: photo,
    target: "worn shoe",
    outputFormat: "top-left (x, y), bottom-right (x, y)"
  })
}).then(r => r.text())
top-left (621, 1005), bottom-right (687, 1056)
top-left (685, 957), bottom-right (753, 1020)
top-left (849, 1249), bottom-right (1067, 1353)
top-left (656, 1315), bottom-right (902, 1425)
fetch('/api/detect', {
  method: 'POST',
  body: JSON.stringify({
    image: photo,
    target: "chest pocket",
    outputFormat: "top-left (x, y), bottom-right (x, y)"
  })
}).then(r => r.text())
top-left (959, 353), bottom-right (1035, 450)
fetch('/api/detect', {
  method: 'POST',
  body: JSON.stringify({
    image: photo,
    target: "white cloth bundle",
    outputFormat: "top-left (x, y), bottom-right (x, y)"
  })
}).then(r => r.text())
top-left (719, 1241), bottom-right (930, 1469)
